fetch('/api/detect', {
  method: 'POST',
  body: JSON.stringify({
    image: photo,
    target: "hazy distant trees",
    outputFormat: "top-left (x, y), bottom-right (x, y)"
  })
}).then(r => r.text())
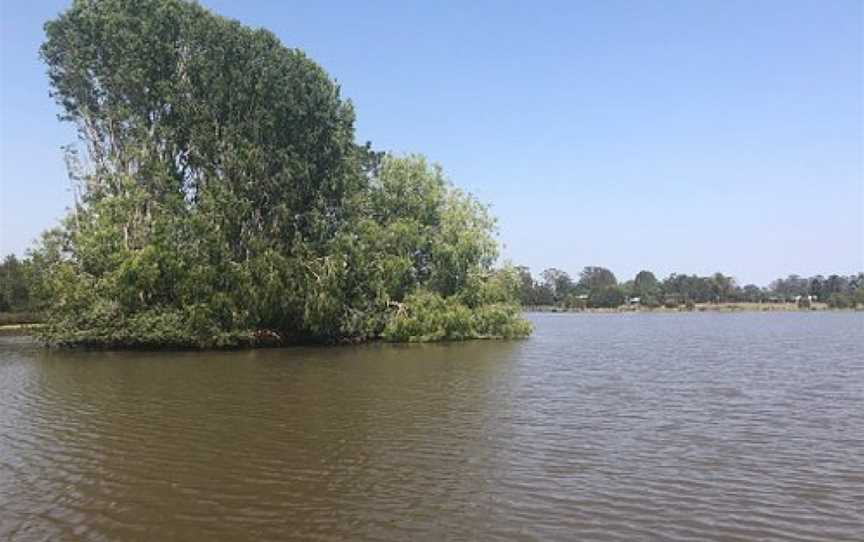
top-left (662, 274), bottom-right (713, 303)
top-left (541, 268), bottom-right (576, 302)
top-left (740, 284), bottom-right (765, 303)
top-left (516, 266), bottom-right (554, 306)
top-left (512, 267), bottom-right (864, 310)
top-left (0, 255), bottom-right (31, 312)
top-left (588, 286), bottom-right (626, 309)
top-left (770, 275), bottom-right (810, 298)
top-left (577, 267), bottom-right (617, 291)
top-left (632, 270), bottom-right (661, 307)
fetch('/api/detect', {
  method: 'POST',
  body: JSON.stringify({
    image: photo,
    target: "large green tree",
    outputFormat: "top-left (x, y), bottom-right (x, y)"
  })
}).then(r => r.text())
top-left (33, 0), bottom-right (530, 347)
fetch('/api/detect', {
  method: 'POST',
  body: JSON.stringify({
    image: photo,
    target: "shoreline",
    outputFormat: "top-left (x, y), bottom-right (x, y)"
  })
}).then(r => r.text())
top-left (3, 304), bottom-right (859, 341)
top-left (524, 302), bottom-right (861, 314)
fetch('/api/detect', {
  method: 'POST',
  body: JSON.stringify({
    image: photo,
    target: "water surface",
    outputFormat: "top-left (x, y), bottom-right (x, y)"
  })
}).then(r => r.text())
top-left (1, 312), bottom-right (862, 540)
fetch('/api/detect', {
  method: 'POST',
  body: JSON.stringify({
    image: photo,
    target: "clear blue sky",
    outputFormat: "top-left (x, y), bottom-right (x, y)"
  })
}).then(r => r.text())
top-left (1, 0), bottom-right (861, 286)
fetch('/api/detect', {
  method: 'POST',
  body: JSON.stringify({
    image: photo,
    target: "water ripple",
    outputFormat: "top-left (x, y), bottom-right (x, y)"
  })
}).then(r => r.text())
top-left (1, 313), bottom-right (863, 540)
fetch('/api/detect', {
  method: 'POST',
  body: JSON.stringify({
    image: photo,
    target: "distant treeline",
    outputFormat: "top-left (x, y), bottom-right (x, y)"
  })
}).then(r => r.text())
top-left (515, 266), bottom-right (864, 310)
top-left (4, 256), bottom-right (863, 319)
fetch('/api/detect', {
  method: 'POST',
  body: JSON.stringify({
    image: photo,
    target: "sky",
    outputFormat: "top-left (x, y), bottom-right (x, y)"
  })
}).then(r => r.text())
top-left (1, 0), bottom-right (861, 286)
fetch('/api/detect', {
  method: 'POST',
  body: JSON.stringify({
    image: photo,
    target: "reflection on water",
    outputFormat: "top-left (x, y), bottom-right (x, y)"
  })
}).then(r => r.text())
top-left (1, 312), bottom-right (863, 541)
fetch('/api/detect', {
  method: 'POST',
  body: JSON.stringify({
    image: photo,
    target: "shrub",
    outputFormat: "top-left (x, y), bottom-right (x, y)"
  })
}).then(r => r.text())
top-left (852, 288), bottom-right (864, 309)
top-left (587, 286), bottom-right (625, 309)
top-left (382, 290), bottom-right (531, 342)
top-left (827, 293), bottom-right (852, 309)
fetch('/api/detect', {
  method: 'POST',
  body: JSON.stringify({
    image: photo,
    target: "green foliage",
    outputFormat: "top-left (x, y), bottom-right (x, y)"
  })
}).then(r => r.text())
top-left (741, 284), bottom-right (765, 303)
top-left (382, 290), bottom-right (531, 342)
top-left (541, 268), bottom-right (576, 302)
top-left (578, 266), bottom-right (617, 291)
top-left (632, 270), bottom-right (660, 307)
top-left (0, 255), bottom-right (32, 312)
top-left (797, 296), bottom-right (811, 309)
top-left (854, 287), bottom-right (864, 308)
top-left (662, 274), bottom-right (714, 304)
top-left (561, 293), bottom-right (588, 310)
top-left (587, 286), bottom-right (625, 309)
top-left (513, 266), bottom-right (864, 312)
top-left (32, 0), bottom-right (529, 347)
top-left (827, 293), bottom-right (851, 309)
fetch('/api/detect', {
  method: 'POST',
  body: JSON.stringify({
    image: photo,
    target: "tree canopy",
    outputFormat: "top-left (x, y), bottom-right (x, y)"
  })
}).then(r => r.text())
top-left (577, 267), bottom-right (617, 292)
top-left (29, 0), bottom-right (531, 347)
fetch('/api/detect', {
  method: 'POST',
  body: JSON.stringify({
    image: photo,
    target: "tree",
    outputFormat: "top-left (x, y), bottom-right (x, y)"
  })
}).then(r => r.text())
top-left (33, 0), bottom-right (530, 347)
top-left (515, 266), bottom-right (535, 305)
top-left (769, 274), bottom-right (808, 300)
top-left (709, 272), bottom-right (736, 303)
top-left (809, 276), bottom-right (825, 301)
top-left (741, 284), bottom-right (764, 303)
top-left (587, 286), bottom-right (625, 308)
top-left (853, 286), bottom-right (864, 308)
top-left (849, 273), bottom-right (864, 291)
top-left (662, 273), bottom-right (713, 303)
top-left (824, 275), bottom-right (849, 296)
top-left (633, 270), bottom-right (658, 291)
top-left (0, 255), bottom-right (32, 312)
top-left (827, 293), bottom-right (852, 309)
top-left (541, 268), bottom-right (575, 303)
top-left (632, 270), bottom-right (660, 306)
top-left (577, 266), bottom-right (617, 291)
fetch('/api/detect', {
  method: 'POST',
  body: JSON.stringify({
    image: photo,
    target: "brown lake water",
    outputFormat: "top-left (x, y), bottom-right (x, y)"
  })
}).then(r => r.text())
top-left (1, 312), bottom-right (863, 541)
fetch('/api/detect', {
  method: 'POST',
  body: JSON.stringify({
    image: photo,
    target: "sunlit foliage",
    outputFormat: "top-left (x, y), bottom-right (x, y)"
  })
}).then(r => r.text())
top-left (31, 0), bottom-right (530, 347)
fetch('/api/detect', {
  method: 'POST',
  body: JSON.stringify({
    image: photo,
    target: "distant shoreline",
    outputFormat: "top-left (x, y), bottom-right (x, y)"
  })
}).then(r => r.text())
top-left (2, 302), bottom-right (859, 335)
top-left (523, 302), bottom-right (859, 314)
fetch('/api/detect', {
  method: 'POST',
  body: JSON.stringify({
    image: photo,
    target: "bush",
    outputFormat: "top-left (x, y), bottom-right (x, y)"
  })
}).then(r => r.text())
top-left (827, 293), bottom-right (852, 309)
top-left (853, 288), bottom-right (864, 309)
top-left (797, 296), bottom-right (811, 309)
top-left (561, 294), bottom-right (587, 310)
top-left (382, 290), bottom-right (531, 342)
top-left (587, 286), bottom-right (625, 309)
top-left (640, 294), bottom-right (661, 308)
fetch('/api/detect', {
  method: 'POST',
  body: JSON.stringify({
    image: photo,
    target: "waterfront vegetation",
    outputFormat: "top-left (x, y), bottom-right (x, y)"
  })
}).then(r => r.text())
top-left (515, 266), bottom-right (864, 311)
top-left (3, 0), bottom-right (532, 348)
top-left (1, 1), bottom-right (860, 345)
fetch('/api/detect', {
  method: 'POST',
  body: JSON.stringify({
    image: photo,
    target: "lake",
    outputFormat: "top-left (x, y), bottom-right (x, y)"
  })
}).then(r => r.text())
top-left (1, 312), bottom-right (862, 541)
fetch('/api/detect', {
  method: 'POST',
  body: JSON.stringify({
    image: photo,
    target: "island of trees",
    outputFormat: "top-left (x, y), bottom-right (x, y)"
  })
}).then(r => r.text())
top-left (1, 0), bottom-right (531, 347)
top-left (514, 267), bottom-right (864, 311)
